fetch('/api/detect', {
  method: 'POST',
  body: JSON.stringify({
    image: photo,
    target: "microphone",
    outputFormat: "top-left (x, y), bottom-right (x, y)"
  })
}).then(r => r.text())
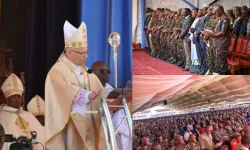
top-left (87, 69), bottom-right (93, 74)
top-left (31, 131), bottom-right (37, 139)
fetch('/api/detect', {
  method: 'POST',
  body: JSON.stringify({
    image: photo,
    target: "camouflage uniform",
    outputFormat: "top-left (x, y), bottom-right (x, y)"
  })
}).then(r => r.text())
top-left (241, 116), bottom-right (247, 125)
top-left (186, 142), bottom-right (200, 150)
top-left (133, 135), bottom-right (140, 150)
top-left (157, 141), bottom-right (167, 150)
top-left (212, 130), bottom-right (223, 143)
top-left (231, 123), bottom-right (238, 132)
top-left (170, 144), bottom-right (187, 150)
top-left (167, 19), bottom-right (177, 62)
top-left (160, 18), bottom-right (168, 50)
top-left (219, 128), bottom-right (228, 136)
top-left (176, 17), bottom-right (186, 67)
top-left (160, 17), bottom-right (170, 59)
top-left (169, 139), bottom-right (176, 149)
top-left (225, 126), bottom-right (234, 135)
top-left (204, 16), bottom-right (219, 74)
top-left (137, 144), bottom-right (152, 150)
top-left (157, 17), bottom-right (168, 57)
top-left (148, 17), bottom-right (158, 54)
top-left (213, 15), bottom-right (231, 74)
top-left (152, 18), bottom-right (164, 56)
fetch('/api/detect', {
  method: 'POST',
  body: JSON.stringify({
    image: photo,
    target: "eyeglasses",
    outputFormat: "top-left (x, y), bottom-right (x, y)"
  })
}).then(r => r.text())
top-left (94, 69), bottom-right (111, 74)
top-left (71, 50), bottom-right (89, 55)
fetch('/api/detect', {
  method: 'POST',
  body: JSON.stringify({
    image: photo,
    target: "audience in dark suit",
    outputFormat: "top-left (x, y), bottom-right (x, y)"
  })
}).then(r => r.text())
top-left (239, 6), bottom-right (249, 36)
top-left (232, 7), bottom-right (243, 37)
top-left (194, 8), bottom-right (211, 74)
top-left (144, 8), bottom-right (153, 50)
top-left (178, 8), bottom-right (195, 71)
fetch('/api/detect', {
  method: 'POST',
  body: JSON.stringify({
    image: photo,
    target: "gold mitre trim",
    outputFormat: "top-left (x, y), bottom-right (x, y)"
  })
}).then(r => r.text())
top-left (64, 20), bottom-right (88, 49)
top-left (4, 89), bottom-right (23, 99)
top-left (1, 73), bottom-right (24, 99)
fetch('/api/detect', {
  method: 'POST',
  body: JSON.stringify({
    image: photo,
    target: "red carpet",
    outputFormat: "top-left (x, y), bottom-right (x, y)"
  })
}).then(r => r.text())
top-left (133, 51), bottom-right (194, 75)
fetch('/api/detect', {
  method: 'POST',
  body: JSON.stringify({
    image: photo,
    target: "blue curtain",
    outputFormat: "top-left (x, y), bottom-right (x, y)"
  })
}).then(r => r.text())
top-left (140, 0), bottom-right (145, 48)
top-left (80, 0), bottom-right (132, 88)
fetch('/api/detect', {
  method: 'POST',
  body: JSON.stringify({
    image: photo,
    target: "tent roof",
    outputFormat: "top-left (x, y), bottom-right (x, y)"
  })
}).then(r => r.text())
top-left (133, 75), bottom-right (250, 113)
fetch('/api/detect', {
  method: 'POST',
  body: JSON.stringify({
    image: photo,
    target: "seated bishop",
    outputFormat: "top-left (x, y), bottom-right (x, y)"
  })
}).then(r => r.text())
top-left (0, 73), bottom-right (44, 150)
top-left (27, 95), bottom-right (45, 126)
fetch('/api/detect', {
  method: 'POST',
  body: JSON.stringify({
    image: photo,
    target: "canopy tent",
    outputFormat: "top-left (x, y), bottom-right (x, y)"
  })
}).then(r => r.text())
top-left (133, 0), bottom-right (250, 47)
top-left (133, 75), bottom-right (250, 114)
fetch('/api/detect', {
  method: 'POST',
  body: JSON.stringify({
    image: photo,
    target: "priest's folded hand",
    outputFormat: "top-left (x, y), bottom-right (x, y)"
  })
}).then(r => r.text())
top-left (88, 91), bottom-right (98, 101)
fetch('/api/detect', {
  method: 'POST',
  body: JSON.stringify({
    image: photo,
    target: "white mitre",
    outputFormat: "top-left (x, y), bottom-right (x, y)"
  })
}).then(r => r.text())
top-left (1, 73), bottom-right (24, 99)
top-left (27, 95), bottom-right (45, 116)
top-left (63, 20), bottom-right (88, 51)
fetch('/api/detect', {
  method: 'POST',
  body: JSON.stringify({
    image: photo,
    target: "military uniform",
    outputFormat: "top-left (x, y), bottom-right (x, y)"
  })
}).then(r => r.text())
top-left (219, 128), bottom-right (228, 136)
top-left (151, 17), bottom-right (159, 55)
top-left (148, 17), bottom-right (159, 55)
top-left (137, 143), bottom-right (152, 150)
top-left (168, 19), bottom-right (176, 50)
top-left (133, 135), bottom-right (140, 150)
top-left (213, 14), bottom-right (231, 74)
top-left (170, 144), bottom-right (187, 150)
top-left (240, 116), bottom-right (247, 125)
top-left (169, 139), bottom-right (176, 149)
top-left (157, 141), bottom-right (167, 150)
top-left (176, 17), bottom-right (186, 67)
top-left (157, 17), bottom-right (168, 58)
top-left (212, 130), bottom-right (223, 143)
top-left (186, 142), bottom-right (200, 150)
top-left (231, 123), bottom-right (238, 132)
top-left (160, 17), bottom-right (170, 59)
top-left (152, 17), bottom-right (164, 56)
top-left (225, 126), bottom-right (234, 135)
top-left (167, 19), bottom-right (178, 62)
top-left (204, 16), bottom-right (219, 74)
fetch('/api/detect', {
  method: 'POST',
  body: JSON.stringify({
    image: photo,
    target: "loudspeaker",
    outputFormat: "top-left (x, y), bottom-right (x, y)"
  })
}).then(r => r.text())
top-left (163, 100), bottom-right (168, 105)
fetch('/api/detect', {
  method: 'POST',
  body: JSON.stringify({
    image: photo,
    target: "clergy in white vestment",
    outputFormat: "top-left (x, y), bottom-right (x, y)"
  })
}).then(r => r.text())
top-left (189, 9), bottom-right (200, 66)
top-left (45, 20), bottom-right (106, 150)
top-left (92, 61), bottom-right (132, 150)
top-left (0, 74), bottom-right (44, 150)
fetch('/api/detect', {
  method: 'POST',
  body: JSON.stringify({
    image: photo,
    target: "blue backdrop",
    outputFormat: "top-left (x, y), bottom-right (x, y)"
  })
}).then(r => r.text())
top-left (140, 0), bottom-right (145, 48)
top-left (80, 0), bottom-right (132, 88)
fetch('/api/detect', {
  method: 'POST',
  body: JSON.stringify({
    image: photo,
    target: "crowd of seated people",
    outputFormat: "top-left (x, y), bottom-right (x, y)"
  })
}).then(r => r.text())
top-left (144, 4), bottom-right (250, 75)
top-left (133, 107), bottom-right (250, 150)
